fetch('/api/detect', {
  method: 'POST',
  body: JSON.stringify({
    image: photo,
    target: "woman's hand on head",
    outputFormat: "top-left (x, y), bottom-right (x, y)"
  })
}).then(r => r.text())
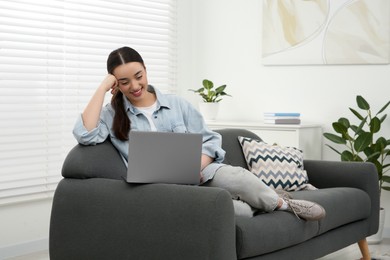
top-left (100, 74), bottom-right (118, 94)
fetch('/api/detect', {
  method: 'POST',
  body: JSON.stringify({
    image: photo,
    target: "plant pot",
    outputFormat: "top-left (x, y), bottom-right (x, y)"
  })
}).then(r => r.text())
top-left (199, 102), bottom-right (219, 122)
top-left (367, 207), bottom-right (385, 244)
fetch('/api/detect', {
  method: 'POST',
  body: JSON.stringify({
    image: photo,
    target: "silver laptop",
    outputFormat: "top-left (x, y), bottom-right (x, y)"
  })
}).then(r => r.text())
top-left (126, 131), bottom-right (203, 185)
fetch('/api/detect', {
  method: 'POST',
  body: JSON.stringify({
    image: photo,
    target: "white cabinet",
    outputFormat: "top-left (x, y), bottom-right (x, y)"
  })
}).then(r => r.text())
top-left (207, 121), bottom-right (323, 160)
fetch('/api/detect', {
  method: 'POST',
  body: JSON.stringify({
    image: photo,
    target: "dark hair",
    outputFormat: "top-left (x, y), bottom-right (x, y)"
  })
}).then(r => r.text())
top-left (107, 47), bottom-right (145, 140)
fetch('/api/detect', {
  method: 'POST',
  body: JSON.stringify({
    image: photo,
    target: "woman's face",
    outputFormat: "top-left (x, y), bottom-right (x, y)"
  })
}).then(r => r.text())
top-left (113, 62), bottom-right (151, 106)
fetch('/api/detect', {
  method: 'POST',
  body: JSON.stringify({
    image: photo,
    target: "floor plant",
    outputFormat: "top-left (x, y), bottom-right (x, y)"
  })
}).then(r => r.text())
top-left (323, 95), bottom-right (390, 195)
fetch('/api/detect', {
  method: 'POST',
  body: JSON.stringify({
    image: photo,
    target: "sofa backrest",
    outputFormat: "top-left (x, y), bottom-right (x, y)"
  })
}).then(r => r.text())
top-left (215, 128), bottom-right (261, 170)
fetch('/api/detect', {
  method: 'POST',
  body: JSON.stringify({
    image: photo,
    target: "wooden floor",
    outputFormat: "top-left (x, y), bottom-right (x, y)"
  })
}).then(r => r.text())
top-left (5, 238), bottom-right (390, 260)
top-left (318, 238), bottom-right (390, 260)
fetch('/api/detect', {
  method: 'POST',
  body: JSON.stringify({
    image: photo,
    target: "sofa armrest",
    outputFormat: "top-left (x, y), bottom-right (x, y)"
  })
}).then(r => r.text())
top-left (62, 139), bottom-right (127, 180)
top-left (50, 178), bottom-right (236, 260)
top-left (304, 160), bottom-right (378, 191)
top-left (304, 160), bottom-right (380, 235)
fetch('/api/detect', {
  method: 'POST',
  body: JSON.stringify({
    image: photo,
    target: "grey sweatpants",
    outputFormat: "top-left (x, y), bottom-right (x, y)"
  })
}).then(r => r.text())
top-left (203, 165), bottom-right (279, 213)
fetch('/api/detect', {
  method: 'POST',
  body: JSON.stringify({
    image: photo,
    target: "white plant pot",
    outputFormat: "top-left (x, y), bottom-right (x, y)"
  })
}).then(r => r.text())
top-left (367, 207), bottom-right (385, 244)
top-left (199, 102), bottom-right (219, 122)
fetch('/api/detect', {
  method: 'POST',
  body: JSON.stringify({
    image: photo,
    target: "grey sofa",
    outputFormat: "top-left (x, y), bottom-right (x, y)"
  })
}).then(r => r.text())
top-left (50, 128), bottom-right (379, 260)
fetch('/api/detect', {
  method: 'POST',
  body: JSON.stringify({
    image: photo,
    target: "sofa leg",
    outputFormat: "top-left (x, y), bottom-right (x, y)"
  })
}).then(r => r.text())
top-left (358, 238), bottom-right (371, 260)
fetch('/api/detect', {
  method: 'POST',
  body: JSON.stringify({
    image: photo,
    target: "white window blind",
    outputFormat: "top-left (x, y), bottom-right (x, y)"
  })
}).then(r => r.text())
top-left (0, 0), bottom-right (177, 205)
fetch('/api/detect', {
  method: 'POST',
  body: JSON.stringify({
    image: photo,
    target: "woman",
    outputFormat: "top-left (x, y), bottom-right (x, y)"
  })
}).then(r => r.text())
top-left (73, 46), bottom-right (325, 220)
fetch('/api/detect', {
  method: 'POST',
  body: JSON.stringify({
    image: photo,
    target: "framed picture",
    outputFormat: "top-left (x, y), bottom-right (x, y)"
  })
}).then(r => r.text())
top-left (262, 0), bottom-right (390, 65)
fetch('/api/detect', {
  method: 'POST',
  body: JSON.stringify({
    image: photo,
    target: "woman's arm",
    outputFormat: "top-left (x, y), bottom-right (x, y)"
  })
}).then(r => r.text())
top-left (181, 99), bottom-right (226, 164)
top-left (199, 154), bottom-right (213, 183)
top-left (201, 154), bottom-right (213, 171)
top-left (82, 74), bottom-right (117, 131)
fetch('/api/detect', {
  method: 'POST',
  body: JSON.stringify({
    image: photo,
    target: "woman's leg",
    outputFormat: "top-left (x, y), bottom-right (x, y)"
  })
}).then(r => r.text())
top-left (232, 199), bottom-right (257, 217)
top-left (204, 165), bottom-right (326, 220)
top-left (203, 165), bottom-right (279, 212)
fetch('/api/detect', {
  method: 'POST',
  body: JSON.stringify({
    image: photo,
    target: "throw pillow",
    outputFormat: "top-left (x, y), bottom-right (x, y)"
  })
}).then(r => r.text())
top-left (238, 136), bottom-right (316, 191)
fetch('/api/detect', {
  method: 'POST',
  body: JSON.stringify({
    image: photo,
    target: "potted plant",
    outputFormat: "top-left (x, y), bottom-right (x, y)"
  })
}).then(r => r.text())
top-left (323, 95), bottom-right (390, 243)
top-left (189, 79), bottom-right (231, 121)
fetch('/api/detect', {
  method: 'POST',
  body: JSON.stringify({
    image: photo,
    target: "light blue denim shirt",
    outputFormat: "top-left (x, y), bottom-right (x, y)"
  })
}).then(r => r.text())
top-left (73, 85), bottom-right (226, 183)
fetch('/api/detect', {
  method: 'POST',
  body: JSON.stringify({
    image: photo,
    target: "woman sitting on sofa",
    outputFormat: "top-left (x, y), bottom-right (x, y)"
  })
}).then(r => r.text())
top-left (73, 46), bottom-right (325, 221)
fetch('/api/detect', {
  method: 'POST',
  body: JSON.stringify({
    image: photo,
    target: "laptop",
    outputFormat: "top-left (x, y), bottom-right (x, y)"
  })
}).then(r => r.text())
top-left (125, 131), bottom-right (203, 185)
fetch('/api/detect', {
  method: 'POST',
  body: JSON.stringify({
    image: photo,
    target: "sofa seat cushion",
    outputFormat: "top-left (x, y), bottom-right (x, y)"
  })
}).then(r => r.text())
top-left (292, 187), bottom-right (371, 234)
top-left (235, 187), bottom-right (371, 259)
top-left (235, 211), bottom-right (320, 259)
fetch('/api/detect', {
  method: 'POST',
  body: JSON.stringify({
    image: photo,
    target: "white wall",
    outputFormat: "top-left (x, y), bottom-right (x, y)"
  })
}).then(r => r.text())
top-left (0, 199), bottom-right (51, 258)
top-left (177, 0), bottom-right (390, 236)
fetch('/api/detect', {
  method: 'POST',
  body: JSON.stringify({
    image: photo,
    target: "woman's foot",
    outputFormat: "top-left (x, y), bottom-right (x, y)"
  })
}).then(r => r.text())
top-left (284, 199), bottom-right (326, 221)
top-left (274, 189), bottom-right (326, 221)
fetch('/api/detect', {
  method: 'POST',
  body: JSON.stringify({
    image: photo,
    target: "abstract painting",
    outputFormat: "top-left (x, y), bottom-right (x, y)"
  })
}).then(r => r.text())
top-left (262, 0), bottom-right (390, 65)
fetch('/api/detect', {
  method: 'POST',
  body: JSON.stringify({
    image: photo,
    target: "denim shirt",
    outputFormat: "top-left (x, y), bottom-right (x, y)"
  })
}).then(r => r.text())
top-left (73, 85), bottom-right (226, 183)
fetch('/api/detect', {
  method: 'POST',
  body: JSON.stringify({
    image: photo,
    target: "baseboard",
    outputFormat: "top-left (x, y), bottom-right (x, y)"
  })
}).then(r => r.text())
top-left (0, 238), bottom-right (48, 259)
top-left (0, 230), bottom-right (387, 259)
top-left (384, 227), bottom-right (390, 239)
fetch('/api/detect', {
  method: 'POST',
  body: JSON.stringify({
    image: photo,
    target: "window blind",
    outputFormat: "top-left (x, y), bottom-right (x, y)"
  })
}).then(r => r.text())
top-left (0, 0), bottom-right (177, 205)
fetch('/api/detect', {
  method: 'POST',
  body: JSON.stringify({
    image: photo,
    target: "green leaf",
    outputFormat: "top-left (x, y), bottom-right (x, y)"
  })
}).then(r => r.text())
top-left (364, 146), bottom-right (380, 161)
top-left (350, 125), bottom-right (363, 135)
top-left (332, 122), bottom-right (348, 134)
top-left (325, 144), bottom-right (342, 155)
top-left (364, 147), bottom-right (381, 163)
top-left (355, 117), bottom-right (368, 135)
top-left (382, 186), bottom-right (390, 191)
top-left (188, 87), bottom-right (204, 93)
top-left (354, 132), bottom-right (372, 152)
top-left (377, 100), bottom-right (390, 115)
top-left (370, 117), bottom-right (381, 133)
top-left (338, 118), bottom-right (350, 128)
top-left (341, 150), bottom-right (355, 161)
top-left (366, 151), bottom-right (381, 161)
top-left (323, 133), bottom-right (346, 144)
top-left (199, 93), bottom-right (209, 102)
top-left (379, 114), bottom-right (387, 123)
top-left (374, 160), bottom-right (383, 175)
top-left (381, 175), bottom-right (390, 184)
top-left (376, 137), bottom-right (387, 150)
top-left (208, 92), bottom-right (216, 102)
top-left (382, 163), bottom-right (390, 169)
top-left (202, 79), bottom-right (213, 90)
top-left (356, 95), bottom-right (370, 110)
top-left (349, 108), bottom-right (364, 120)
top-left (215, 85), bottom-right (227, 94)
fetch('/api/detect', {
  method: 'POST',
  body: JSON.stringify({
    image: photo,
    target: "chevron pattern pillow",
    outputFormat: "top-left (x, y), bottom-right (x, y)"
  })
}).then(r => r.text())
top-left (238, 136), bottom-right (315, 191)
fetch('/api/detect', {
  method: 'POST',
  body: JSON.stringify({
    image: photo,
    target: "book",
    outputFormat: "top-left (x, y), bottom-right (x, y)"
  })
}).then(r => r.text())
top-left (264, 116), bottom-right (300, 120)
top-left (263, 118), bottom-right (301, 125)
top-left (263, 112), bottom-right (301, 117)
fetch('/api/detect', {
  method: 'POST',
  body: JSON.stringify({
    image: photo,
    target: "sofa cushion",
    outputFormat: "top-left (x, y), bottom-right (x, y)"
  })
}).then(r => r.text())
top-left (235, 187), bottom-right (371, 259)
top-left (235, 210), bottom-right (320, 259)
top-left (215, 128), bottom-right (262, 169)
top-left (292, 187), bottom-right (372, 234)
top-left (238, 136), bottom-right (313, 191)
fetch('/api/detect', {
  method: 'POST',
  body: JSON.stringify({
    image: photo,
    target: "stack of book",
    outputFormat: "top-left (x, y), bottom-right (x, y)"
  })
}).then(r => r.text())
top-left (263, 112), bottom-right (301, 125)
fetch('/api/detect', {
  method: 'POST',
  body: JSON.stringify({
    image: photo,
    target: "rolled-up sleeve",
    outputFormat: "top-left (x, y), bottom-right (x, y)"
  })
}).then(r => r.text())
top-left (184, 102), bottom-right (225, 163)
top-left (72, 105), bottom-right (113, 145)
